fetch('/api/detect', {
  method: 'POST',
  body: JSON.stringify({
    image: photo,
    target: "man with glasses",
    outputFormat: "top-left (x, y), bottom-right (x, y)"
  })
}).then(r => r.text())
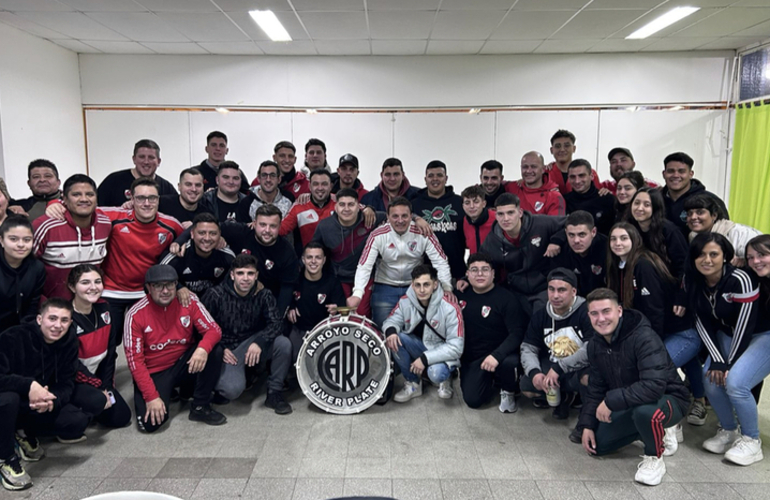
top-left (238, 161), bottom-right (293, 222)
top-left (124, 265), bottom-right (226, 432)
top-left (457, 253), bottom-right (526, 412)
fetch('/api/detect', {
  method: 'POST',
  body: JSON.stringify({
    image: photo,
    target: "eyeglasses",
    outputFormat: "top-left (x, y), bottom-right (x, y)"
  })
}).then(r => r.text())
top-left (259, 172), bottom-right (278, 179)
top-left (468, 267), bottom-right (492, 275)
top-left (149, 281), bottom-right (177, 291)
top-left (134, 195), bottom-right (160, 204)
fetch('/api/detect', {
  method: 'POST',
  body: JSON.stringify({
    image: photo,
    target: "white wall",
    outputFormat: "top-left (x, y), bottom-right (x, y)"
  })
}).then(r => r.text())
top-left (0, 23), bottom-right (85, 199)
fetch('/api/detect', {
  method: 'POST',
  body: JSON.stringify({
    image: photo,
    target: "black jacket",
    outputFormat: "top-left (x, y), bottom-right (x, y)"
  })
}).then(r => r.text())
top-left (411, 187), bottom-right (466, 279)
top-left (577, 309), bottom-right (690, 432)
top-left (630, 218), bottom-right (688, 307)
top-left (661, 179), bottom-right (728, 236)
top-left (480, 212), bottom-right (566, 296)
top-left (563, 185), bottom-right (616, 235)
top-left (0, 323), bottom-right (79, 409)
top-left (0, 252), bottom-right (45, 333)
top-left (12, 191), bottom-right (62, 221)
top-left (551, 233), bottom-right (607, 298)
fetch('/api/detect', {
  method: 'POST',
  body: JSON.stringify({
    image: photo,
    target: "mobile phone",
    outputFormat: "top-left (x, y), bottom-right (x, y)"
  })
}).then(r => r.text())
top-left (107, 391), bottom-right (116, 405)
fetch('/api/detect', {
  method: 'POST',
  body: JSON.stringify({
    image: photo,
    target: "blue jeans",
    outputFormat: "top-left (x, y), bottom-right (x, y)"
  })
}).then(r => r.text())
top-left (703, 330), bottom-right (770, 439)
top-left (393, 332), bottom-right (454, 384)
top-left (665, 328), bottom-right (705, 399)
top-left (372, 284), bottom-right (409, 329)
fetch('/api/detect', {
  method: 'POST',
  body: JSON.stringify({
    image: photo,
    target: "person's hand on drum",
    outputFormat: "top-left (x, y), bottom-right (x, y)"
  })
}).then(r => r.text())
top-left (287, 308), bottom-right (300, 323)
top-left (347, 296), bottom-right (361, 309)
top-left (386, 333), bottom-right (401, 352)
top-left (223, 348), bottom-right (238, 365)
top-left (410, 357), bottom-right (425, 376)
top-left (326, 304), bottom-right (338, 315)
top-left (245, 343), bottom-right (262, 367)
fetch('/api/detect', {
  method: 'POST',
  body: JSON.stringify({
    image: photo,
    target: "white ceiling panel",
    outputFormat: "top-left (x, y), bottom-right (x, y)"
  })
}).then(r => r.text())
top-left (213, 0), bottom-right (294, 11)
top-left (734, 19), bottom-right (770, 38)
top-left (641, 37), bottom-right (717, 51)
top-left (534, 38), bottom-right (602, 53)
top-left (368, 11), bottom-right (435, 40)
top-left (490, 10), bottom-right (576, 40)
top-left (299, 12), bottom-right (369, 39)
top-left (315, 39), bottom-right (371, 55)
top-left (0, 0), bottom-right (71, 11)
top-left (15, 11), bottom-right (128, 40)
top-left (587, 0), bottom-right (663, 9)
top-left (512, 0), bottom-right (587, 11)
top-left (550, 9), bottom-right (649, 39)
top-left (673, 8), bottom-right (770, 37)
top-left (431, 11), bottom-right (504, 40)
top-left (586, 38), bottom-right (656, 52)
top-left (153, 12), bottom-right (249, 42)
top-left (290, 0), bottom-right (365, 12)
top-left (256, 39), bottom-right (317, 54)
top-left (479, 39), bottom-right (541, 53)
top-left (371, 39), bottom-right (427, 55)
top-left (141, 42), bottom-right (210, 54)
top-left (58, 0), bottom-right (148, 12)
top-left (0, 12), bottom-right (72, 39)
top-left (440, 0), bottom-right (515, 10)
top-left (367, 0), bottom-right (440, 12)
top-left (197, 41), bottom-right (263, 54)
top-left (697, 36), bottom-right (768, 49)
top-left (50, 38), bottom-right (101, 52)
top-left (84, 40), bottom-right (155, 53)
top-left (227, 11), bottom-right (310, 41)
top-left (426, 40), bottom-right (485, 54)
top-left (134, 0), bottom-right (220, 13)
top-left (86, 13), bottom-right (190, 42)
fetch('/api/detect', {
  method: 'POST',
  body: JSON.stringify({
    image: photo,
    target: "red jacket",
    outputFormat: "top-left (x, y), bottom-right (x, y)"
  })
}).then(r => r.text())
top-left (545, 162), bottom-right (601, 195)
top-left (463, 208), bottom-right (496, 254)
top-left (279, 198), bottom-right (335, 247)
top-left (505, 176), bottom-right (566, 216)
top-left (124, 294), bottom-right (221, 403)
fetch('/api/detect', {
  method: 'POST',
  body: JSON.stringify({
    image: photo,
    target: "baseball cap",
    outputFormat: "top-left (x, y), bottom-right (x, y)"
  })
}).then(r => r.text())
top-left (608, 147), bottom-right (634, 161)
top-left (547, 267), bottom-right (578, 289)
top-left (339, 154), bottom-right (359, 169)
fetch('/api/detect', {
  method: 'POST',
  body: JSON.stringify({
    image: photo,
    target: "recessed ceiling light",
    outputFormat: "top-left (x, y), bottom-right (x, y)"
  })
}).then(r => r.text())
top-left (249, 10), bottom-right (292, 42)
top-left (626, 6), bottom-right (699, 40)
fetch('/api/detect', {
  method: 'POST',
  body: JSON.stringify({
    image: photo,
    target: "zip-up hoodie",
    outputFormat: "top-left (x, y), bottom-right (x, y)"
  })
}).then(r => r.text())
top-left (0, 322), bottom-right (78, 410)
top-left (661, 179), bottom-right (729, 236)
top-left (360, 177), bottom-right (419, 213)
top-left (0, 251), bottom-right (45, 332)
top-left (505, 176), bottom-right (566, 216)
top-left (383, 286), bottom-right (464, 369)
top-left (520, 296), bottom-right (593, 378)
top-left (331, 176), bottom-right (368, 198)
top-left (463, 207), bottom-right (495, 255)
top-left (237, 186), bottom-right (293, 222)
top-left (411, 186), bottom-right (466, 279)
top-left (251, 167), bottom-right (310, 201)
top-left (12, 190), bottom-right (62, 221)
top-left (199, 189), bottom-right (246, 223)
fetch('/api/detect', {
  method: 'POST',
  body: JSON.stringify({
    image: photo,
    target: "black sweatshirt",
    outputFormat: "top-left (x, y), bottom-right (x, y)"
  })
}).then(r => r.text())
top-left (456, 285), bottom-right (527, 362)
top-left (158, 194), bottom-right (207, 225)
top-left (661, 179), bottom-right (728, 237)
top-left (291, 272), bottom-right (347, 332)
top-left (550, 233), bottom-right (607, 298)
top-left (563, 185), bottom-right (617, 235)
top-left (160, 242), bottom-right (235, 295)
top-left (0, 252), bottom-right (45, 333)
top-left (97, 169), bottom-right (177, 208)
top-left (411, 187), bottom-right (467, 279)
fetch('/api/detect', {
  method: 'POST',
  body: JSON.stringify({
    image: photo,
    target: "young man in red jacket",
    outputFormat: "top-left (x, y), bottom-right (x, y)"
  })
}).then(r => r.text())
top-left (124, 265), bottom-right (225, 433)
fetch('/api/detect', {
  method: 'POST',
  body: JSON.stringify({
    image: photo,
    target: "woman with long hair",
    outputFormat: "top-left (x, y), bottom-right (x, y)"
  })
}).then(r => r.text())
top-left (67, 264), bottom-right (132, 430)
top-left (690, 233), bottom-right (768, 466)
top-left (607, 222), bottom-right (705, 449)
top-left (614, 171), bottom-right (645, 223)
top-left (0, 215), bottom-right (45, 333)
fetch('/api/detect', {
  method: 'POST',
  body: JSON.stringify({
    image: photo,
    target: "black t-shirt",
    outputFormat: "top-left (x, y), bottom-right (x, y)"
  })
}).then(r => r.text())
top-left (551, 233), bottom-right (608, 298)
top-left (158, 194), bottom-right (206, 224)
top-left (161, 242), bottom-right (235, 295)
top-left (97, 169), bottom-right (177, 207)
top-left (215, 197), bottom-right (239, 223)
top-left (291, 272), bottom-right (346, 331)
top-left (457, 285), bottom-right (527, 362)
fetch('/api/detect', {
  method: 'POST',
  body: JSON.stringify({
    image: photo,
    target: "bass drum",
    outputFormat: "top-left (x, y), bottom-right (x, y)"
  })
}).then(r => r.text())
top-left (296, 312), bottom-right (391, 415)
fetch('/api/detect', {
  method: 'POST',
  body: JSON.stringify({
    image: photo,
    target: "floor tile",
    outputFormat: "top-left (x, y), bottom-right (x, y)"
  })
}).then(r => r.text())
top-left (108, 457), bottom-right (169, 478)
top-left (90, 477), bottom-right (152, 496)
top-left (728, 483), bottom-right (770, 500)
top-left (155, 458), bottom-right (213, 478)
top-left (250, 456), bottom-right (302, 478)
top-left (345, 456), bottom-right (391, 478)
top-left (59, 457), bottom-right (124, 478)
top-left (441, 479), bottom-right (494, 500)
top-left (33, 477), bottom-right (102, 500)
top-left (146, 478), bottom-right (200, 499)
top-left (297, 456), bottom-right (347, 478)
top-left (190, 478), bottom-right (247, 499)
top-left (536, 480), bottom-right (593, 500)
top-left (584, 481), bottom-right (645, 499)
top-left (24, 456), bottom-right (88, 478)
top-left (291, 477), bottom-right (344, 500)
top-left (680, 482), bottom-right (744, 500)
top-left (632, 482), bottom-right (695, 500)
top-left (487, 479), bottom-right (543, 499)
top-left (392, 478), bottom-right (443, 500)
top-left (241, 478), bottom-right (296, 500)
top-left (215, 438), bottom-right (266, 458)
top-left (343, 478), bottom-right (393, 497)
top-left (203, 457), bottom-right (257, 478)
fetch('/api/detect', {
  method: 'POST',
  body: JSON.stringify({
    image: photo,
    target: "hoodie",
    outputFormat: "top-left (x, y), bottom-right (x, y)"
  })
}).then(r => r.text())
top-left (688, 219), bottom-right (761, 260)
top-left (237, 186), bottom-right (293, 222)
top-left (661, 179), bottom-right (729, 236)
top-left (550, 233), bottom-right (608, 298)
top-left (545, 162), bottom-right (602, 196)
top-left (0, 251), bottom-right (45, 333)
top-left (0, 322), bottom-right (78, 410)
top-left (463, 208), bottom-right (495, 255)
top-left (411, 186), bottom-right (466, 279)
top-left (250, 167), bottom-right (309, 202)
top-left (520, 296), bottom-right (593, 378)
top-left (331, 175), bottom-right (368, 198)
top-left (563, 184), bottom-right (617, 235)
top-left (360, 177), bottom-right (419, 213)
top-left (505, 176), bottom-right (566, 216)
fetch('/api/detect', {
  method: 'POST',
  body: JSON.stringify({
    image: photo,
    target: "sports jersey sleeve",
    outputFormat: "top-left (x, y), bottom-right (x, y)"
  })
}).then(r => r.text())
top-left (189, 294), bottom-right (222, 353)
top-left (424, 234), bottom-right (453, 292)
top-left (353, 231), bottom-right (382, 298)
top-left (123, 309), bottom-right (160, 402)
top-left (279, 204), bottom-right (300, 236)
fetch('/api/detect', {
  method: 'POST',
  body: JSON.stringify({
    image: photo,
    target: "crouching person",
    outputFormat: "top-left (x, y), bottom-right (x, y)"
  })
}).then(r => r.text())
top-left (578, 288), bottom-right (689, 486)
top-left (383, 265), bottom-right (464, 402)
top-left (124, 265), bottom-right (225, 433)
top-left (0, 299), bottom-right (88, 491)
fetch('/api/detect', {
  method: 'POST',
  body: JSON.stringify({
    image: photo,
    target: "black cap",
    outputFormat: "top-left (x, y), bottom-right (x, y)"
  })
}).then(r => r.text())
top-left (608, 147), bottom-right (634, 161)
top-left (339, 153), bottom-right (359, 169)
top-left (145, 264), bottom-right (178, 284)
top-left (547, 267), bottom-right (578, 289)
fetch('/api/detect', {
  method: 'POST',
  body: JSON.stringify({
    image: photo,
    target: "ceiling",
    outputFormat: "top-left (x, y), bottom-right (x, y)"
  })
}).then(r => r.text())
top-left (1, 0), bottom-right (769, 56)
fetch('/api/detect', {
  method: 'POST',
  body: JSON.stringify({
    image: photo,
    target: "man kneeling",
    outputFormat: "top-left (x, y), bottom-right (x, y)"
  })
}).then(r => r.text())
top-left (383, 265), bottom-right (464, 402)
top-left (578, 288), bottom-right (688, 486)
top-left (124, 265), bottom-right (225, 432)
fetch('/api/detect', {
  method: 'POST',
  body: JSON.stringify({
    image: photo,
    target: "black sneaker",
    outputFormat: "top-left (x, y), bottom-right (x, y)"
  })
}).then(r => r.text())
top-left (211, 392), bottom-right (231, 406)
top-left (265, 391), bottom-right (293, 415)
top-left (188, 404), bottom-right (227, 426)
top-left (553, 392), bottom-right (575, 420)
top-left (532, 398), bottom-right (549, 409)
top-left (569, 427), bottom-right (582, 444)
top-left (571, 393), bottom-right (583, 409)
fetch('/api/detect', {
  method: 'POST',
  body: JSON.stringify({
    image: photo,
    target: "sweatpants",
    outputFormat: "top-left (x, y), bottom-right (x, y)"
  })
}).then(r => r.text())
top-left (0, 392), bottom-right (89, 461)
top-left (593, 394), bottom-right (685, 458)
top-left (105, 296), bottom-right (139, 347)
top-left (71, 383), bottom-right (132, 429)
top-left (133, 344), bottom-right (224, 433)
top-left (460, 353), bottom-right (520, 409)
top-left (216, 335), bottom-right (291, 400)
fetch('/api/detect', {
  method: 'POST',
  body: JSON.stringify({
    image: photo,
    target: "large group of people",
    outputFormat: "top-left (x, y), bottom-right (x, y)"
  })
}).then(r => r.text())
top-left (0, 128), bottom-right (769, 492)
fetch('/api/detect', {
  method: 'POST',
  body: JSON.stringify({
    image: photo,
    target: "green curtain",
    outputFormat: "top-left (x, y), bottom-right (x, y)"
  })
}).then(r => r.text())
top-left (730, 101), bottom-right (770, 234)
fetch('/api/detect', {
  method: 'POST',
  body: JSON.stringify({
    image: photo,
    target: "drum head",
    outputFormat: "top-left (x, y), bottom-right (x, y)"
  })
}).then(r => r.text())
top-left (297, 313), bottom-right (390, 415)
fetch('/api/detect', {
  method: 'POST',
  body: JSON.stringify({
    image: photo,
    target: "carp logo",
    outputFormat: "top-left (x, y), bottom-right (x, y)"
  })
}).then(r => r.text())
top-left (459, 300), bottom-right (466, 309)
top-left (241, 249), bottom-right (251, 255)
top-left (595, 211), bottom-right (603, 219)
top-left (293, 184), bottom-right (300, 193)
top-left (531, 236), bottom-right (542, 247)
top-left (408, 241), bottom-right (418, 252)
top-left (293, 291), bottom-right (301, 300)
top-left (591, 265), bottom-right (602, 275)
top-left (357, 227), bottom-right (368, 236)
top-left (481, 305), bottom-right (491, 318)
top-left (214, 267), bottom-right (224, 278)
top-left (679, 210), bottom-right (687, 223)
top-left (318, 294), bottom-right (327, 304)
top-left (101, 312), bottom-right (111, 325)
top-left (421, 204), bottom-right (458, 224)
top-left (158, 233), bottom-right (167, 245)
top-left (124, 189), bottom-right (131, 200)
top-left (534, 201), bottom-right (544, 212)
top-left (430, 319), bottom-right (439, 329)
top-left (180, 316), bottom-right (190, 328)
top-left (265, 259), bottom-right (274, 270)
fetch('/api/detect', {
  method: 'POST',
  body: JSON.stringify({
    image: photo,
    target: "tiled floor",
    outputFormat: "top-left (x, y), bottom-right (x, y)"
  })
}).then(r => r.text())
top-left (4, 352), bottom-right (770, 500)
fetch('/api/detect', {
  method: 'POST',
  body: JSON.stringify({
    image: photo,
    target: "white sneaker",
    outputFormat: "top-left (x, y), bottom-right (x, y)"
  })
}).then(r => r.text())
top-left (702, 427), bottom-right (741, 454)
top-left (662, 424), bottom-right (682, 457)
top-left (499, 390), bottom-right (517, 413)
top-left (394, 381), bottom-right (422, 403)
top-left (725, 436), bottom-right (764, 466)
top-left (437, 380), bottom-right (453, 399)
top-left (635, 455), bottom-right (666, 486)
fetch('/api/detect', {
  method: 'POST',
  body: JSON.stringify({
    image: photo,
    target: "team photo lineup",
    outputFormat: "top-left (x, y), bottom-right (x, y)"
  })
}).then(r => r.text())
top-left (2, 128), bottom-right (770, 491)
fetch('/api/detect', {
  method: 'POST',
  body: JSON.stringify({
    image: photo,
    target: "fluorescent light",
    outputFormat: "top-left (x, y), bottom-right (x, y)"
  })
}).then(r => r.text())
top-left (306, 109), bottom-right (318, 114)
top-left (249, 10), bottom-right (292, 42)
top-left (215, 107), bottom-right (229, 114)
top-left (626, 6), bottom-right (699, 39)
top-left (469, 108), bottom-right (481, 114)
